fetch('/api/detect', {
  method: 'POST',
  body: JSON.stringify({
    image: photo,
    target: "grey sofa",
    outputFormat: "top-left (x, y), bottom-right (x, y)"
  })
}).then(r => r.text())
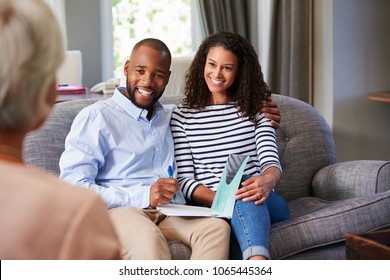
top-left (23, 93), bottom-right (390, 259)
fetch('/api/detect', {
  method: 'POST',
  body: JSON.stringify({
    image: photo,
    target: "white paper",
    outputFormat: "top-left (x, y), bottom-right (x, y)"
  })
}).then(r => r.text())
top-left (157, 154), bottom-right (250, 219)
top-left (157, 204), bottom-right (229, 218)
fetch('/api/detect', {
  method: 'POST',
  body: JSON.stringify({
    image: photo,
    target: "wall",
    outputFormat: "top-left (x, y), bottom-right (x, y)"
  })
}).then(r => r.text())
top-left (313, 0), bottom-right (333, 128)
top-left (65, 0), bottom-right (102, 87)
top-left (332, 0), bottom-right (390, 161)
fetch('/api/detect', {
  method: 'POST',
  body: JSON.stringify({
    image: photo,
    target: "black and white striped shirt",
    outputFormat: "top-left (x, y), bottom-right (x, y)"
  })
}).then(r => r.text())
top-left (170, 103), bottom-right (281, 201)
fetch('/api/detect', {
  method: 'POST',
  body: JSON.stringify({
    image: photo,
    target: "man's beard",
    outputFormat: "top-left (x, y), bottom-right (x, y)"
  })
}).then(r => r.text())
top-left (126, 78), bottom-right (164, 110)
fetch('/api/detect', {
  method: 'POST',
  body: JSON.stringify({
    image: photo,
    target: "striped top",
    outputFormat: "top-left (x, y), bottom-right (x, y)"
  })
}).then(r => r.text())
top-left (170, 103), bottom-right (281, 201)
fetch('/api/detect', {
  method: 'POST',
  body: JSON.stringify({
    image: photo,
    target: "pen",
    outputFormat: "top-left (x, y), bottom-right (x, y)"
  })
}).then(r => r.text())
top-left (167, 165), bottom-right (173, 178)
top-left (167, 165), bottom-right (176, 201)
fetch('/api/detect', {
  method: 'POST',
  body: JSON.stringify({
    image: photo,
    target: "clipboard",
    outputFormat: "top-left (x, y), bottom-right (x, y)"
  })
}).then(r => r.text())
top-left (157, 154), bottom-right (249, 219)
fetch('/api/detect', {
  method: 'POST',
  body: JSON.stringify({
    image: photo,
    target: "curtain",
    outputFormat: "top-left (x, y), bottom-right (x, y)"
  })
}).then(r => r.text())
top-left (197, 0), bottom-right (250, 39)
top-left (268, 0), bottom-right (313, 104)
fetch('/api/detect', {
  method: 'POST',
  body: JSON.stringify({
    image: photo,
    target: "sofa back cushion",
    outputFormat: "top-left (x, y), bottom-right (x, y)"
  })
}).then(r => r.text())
top-left (272, 94), bottom-right (336, 201)
top-left (23, 99), bottom-right (98, 175)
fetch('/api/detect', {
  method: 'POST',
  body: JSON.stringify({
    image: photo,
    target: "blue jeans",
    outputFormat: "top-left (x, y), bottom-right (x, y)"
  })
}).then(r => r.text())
top-left (229, 175), bottom-right (290, 260)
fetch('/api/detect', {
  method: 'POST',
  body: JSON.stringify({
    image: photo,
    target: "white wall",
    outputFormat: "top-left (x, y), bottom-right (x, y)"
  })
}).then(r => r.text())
top-left (332, 0), bottom-right (390, 161)
top-left (65, 0), bottom-right (103, 87)
top-left (313, 0), bottom-right (333, 128)
top-left (311, 0), bottom-right (390, 161)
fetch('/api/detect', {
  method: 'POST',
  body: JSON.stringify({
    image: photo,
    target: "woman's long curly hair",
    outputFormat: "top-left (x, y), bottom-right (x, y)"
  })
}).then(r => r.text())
top-left (183, 31), bottom-right (271, 123)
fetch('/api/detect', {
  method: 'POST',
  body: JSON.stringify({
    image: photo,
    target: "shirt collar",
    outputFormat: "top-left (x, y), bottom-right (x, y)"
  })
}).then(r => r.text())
top-left (112, 87), bottom-right (164, 121)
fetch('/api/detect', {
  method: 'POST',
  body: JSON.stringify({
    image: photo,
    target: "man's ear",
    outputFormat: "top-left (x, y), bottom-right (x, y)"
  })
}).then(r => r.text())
top-left (124, 59), bottom-right (130, 77)
top-left (165, 70), bottom-right (172, 86)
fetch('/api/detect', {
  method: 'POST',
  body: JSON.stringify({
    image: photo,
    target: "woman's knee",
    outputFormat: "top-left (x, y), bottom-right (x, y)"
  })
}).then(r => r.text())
top-left (267, 192), bottom-right (290, 223)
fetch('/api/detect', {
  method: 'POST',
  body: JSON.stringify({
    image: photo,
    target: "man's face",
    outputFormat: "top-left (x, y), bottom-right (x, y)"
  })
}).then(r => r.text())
top-left (124, 46), bottom-right (171, 111)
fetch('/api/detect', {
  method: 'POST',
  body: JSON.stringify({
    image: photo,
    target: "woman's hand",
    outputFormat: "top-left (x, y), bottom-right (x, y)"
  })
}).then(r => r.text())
top-left (235, 167), bottom-right (281, 205)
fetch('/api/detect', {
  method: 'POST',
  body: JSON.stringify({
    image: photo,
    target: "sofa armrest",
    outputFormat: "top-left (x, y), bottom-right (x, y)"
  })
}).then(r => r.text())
top-left (312, 160), bottom-right (390, 201)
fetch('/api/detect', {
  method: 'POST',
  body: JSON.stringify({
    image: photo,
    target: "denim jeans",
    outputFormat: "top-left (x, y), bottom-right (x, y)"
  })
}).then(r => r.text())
top-left (229, 175), bottom-right (290, 260)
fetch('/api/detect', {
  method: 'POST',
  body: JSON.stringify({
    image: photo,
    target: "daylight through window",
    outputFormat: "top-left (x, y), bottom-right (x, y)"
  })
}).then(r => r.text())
top-left (112, 0), bottom-right (192, 77)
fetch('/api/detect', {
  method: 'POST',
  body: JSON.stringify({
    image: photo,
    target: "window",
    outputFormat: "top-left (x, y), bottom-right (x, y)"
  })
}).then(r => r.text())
top-left (43, 0), bottom-right (67, 47)
top-left (112, 0), bottom-right (195, 78)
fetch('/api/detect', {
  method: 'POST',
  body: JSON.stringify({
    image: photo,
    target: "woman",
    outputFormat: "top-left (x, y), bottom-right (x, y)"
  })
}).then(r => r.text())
top-left (0, 0), bottom-right (121, 259)
top-left (170, 31), bottom-right (290, 260)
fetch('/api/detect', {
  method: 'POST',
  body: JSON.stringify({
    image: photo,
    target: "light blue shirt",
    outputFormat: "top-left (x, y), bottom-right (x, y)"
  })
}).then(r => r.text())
top-left (59, 88), bottom-right (186, 209)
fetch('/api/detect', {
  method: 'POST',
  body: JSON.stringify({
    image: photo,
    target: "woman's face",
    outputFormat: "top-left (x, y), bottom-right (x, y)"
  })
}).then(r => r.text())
top-left (204, 46), bottom-right (239, 98)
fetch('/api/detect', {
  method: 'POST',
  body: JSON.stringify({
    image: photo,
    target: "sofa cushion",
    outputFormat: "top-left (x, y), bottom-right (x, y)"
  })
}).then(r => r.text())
top-left (168, 240), bottom-right (191, 260)
top-left (269, 191), bottom-right (390, 259)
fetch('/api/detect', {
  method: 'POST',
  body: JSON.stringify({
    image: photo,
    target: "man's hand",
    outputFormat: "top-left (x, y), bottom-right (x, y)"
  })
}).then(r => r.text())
top-left (149, 178), bottom-right (178, 208)
top-left (261, 95), bottom-right (281, 129)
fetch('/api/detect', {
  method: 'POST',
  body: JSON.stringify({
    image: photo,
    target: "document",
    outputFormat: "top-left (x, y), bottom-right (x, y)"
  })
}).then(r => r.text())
top-left (156, 204), bottom-right (227, 218)
top-left (157, 154), bottom-right (249, 219)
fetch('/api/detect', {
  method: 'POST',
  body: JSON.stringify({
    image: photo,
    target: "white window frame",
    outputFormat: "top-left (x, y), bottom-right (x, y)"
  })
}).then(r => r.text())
top-left (99, 0), bottom-right (200, 80)
top-left (44, 0), bottom-right (67, 48)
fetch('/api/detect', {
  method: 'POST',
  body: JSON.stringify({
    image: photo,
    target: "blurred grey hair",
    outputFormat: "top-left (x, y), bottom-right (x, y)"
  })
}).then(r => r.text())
top-left (0, 0), bottom-right (64, 132)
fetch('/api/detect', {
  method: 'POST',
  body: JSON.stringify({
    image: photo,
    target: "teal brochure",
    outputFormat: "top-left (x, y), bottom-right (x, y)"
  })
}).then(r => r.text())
top-left (157, 154), bottom-right (249, 219)
top-left (211, 154), bottom-right (249, 218)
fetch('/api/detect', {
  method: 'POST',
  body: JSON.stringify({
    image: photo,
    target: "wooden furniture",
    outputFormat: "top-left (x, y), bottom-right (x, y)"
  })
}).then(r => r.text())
top-left (368, 92), bottom-right (390, 103)
top-left (56, 88), bottom-right (106, 103)
top-left (345, 229), bottom-right (390, 259)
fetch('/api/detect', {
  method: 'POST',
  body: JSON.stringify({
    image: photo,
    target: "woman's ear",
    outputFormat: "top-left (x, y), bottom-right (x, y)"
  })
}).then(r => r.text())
top-left (46, 79), bottom-right (57, 107)
top-left (33, 79), bottom-right (56, 131)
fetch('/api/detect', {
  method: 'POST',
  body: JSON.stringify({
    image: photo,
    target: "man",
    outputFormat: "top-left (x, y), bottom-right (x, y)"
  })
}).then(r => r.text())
top-left (59, 38), bottom-right (281, 260)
